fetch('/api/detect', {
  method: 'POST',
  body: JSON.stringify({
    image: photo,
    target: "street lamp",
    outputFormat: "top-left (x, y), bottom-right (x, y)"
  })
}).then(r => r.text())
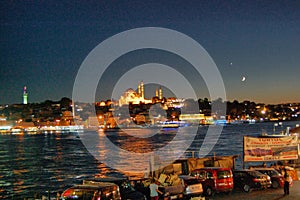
top-left (273, 123), bottom-right (278, 134)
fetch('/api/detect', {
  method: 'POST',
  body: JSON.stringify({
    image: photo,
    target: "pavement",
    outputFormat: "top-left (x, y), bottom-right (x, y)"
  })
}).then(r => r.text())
top-left (207, 181), bottom-right (300, 200)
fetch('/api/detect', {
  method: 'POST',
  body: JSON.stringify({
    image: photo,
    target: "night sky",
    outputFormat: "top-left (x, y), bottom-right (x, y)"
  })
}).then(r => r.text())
top-left (1, 1), bottom-right (300, 104)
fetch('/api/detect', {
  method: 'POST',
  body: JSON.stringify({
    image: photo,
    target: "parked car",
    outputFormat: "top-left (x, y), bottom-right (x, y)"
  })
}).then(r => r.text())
top-left (253, 167), bottom-right (285, 188)
top-left (261, 173), bottom-right (272, 188)
top-left (233, 169), bottom-right (269, 192)
top-left (61, 181), bottom-right (121, 200)
top-left (179, 175), bottom-right (203, 199)
top-left (128, 177), bottom-right (185, 200)
top-left (83, 177), bottom-right (147, 200)
top-left (158, 183), bottom-right (185, 200)
top-left (191, 167), bottom-right (234, 196)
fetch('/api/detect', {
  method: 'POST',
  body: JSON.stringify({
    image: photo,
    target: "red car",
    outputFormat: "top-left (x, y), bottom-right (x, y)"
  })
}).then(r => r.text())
top-left (254, 168), bottom-right (286, 188)
top-left (191, 167), bottom-right (234, 196)
top-left (233, 169), bottom-right (269, 192)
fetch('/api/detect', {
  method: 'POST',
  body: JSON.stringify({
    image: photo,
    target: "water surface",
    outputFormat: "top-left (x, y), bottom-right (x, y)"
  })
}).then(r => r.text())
top-left (0, 121), bottom-right (298, 199)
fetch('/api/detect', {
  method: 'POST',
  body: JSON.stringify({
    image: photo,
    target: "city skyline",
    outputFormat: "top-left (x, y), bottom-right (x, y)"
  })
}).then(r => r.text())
top-left (2, 84), bottom-right (299, 106)
top-left (1, 1), bottom-right (300, 105)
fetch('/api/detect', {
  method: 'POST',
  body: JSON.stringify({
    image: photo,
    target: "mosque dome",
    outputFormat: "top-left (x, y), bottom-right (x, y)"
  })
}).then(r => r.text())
top-left (123, 88), bottom-right (139, 99)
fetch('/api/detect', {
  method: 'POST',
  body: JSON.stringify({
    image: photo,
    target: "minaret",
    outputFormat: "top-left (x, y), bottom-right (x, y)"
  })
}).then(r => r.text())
top-left (159, 86), bottom-right (163, 100)
top-left (155, 88), bottom-right (159, 97)
top-left (138, 83), bottom-right (141, 96)
top-left (141, 81), bottom-right (144, 99)
top-left (23, 86), bottom-right (28, 104)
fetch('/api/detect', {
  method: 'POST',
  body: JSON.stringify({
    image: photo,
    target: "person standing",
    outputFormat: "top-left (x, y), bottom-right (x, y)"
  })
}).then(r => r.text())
top-left (283, 168), bottom-right (290, 195)
top-left (149, 179), bottom-right (163, 200)
top-left (56, 191), bottom-right (62, 200)
top-left (92, 190), bottom-right (100, 200)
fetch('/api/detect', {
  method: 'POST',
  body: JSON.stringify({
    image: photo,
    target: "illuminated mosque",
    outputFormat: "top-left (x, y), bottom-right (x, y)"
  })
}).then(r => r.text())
top-left (118, 81), bottom-right (163, 106)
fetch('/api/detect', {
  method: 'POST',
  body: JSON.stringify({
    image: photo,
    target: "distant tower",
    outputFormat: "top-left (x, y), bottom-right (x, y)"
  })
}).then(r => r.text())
top-left (23, 86), bottom-right (28, 104)
top-left (141, 81), bottom-right (144, 99)
top-left (155, 88), bottom-right (159, 97)
top-left (138, 83), bottom-right (141, 96)
top-left (159, 87), bottom-right (163, 100)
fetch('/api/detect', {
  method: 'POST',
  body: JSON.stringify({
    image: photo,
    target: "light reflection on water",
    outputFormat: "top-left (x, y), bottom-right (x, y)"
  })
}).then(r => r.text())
top-left (0, 121), bottom-right (298, 199)
top-left (82, 126), bottom-right (198, 173)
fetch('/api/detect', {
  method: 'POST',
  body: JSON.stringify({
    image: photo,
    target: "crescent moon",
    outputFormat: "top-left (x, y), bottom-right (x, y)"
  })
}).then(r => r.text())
top-left (242, 76), bottom-right (246, 82)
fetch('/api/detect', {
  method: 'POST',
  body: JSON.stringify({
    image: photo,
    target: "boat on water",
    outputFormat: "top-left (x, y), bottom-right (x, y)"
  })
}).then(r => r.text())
top-left (10, 126), bottom-right (25, 134)
top-left (103, 121), bottom-right (180, 131)
top-left (39, 125), bottom-right (84, 132)
top-left (158, 121), bottom-right (180, 128)
top-left (0, 125), bottom-right (85, 135)
top-left (25, 126), bottom-right (39, 133)
top-left (214, 119), bottom-right (227, 126)
top-left (261, 124), bottom-right (299, 137)
top-left (0, 125), bottom-right (12, 134)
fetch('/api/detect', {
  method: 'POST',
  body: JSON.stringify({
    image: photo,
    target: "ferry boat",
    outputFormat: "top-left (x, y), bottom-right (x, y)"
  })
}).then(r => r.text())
top-left (10, 126), bottom-right (25, 134)
top-left (0, 125), bottom-right (12, 133)
top-left (103, 121), bottom-right (180, 131)
top-left (40, 125), bottom-right (84, 132)
top-left (159, 121), bottom-right (180, 128)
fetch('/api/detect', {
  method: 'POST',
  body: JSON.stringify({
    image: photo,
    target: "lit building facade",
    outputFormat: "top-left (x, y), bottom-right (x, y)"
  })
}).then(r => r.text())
top-left (118, 81), bottom-right (153, 106)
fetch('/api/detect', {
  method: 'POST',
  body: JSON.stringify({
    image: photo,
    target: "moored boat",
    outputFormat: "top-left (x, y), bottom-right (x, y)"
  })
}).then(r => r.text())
top-left (10, 126), bottom-right (25, 134)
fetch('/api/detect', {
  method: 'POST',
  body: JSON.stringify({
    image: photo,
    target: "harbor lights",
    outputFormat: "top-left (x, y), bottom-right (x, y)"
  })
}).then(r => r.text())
top-left (273, 122), bottom-right (283, 134)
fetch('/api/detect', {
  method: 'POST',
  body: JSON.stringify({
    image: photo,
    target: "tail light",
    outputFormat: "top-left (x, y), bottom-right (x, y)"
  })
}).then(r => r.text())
top-left (279, 177), bottom-right (285, 183)
top-left (253, 178), bottom-right (260, 182)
